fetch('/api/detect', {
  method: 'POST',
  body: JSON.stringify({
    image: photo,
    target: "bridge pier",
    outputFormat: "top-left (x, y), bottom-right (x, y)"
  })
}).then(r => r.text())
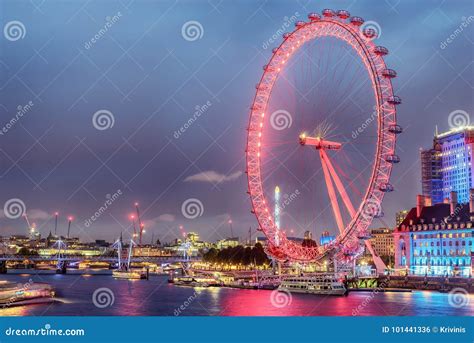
top-left (0, 261), bottom-right (6, 274)
top-left (56, 261), bottom-right (67, 274)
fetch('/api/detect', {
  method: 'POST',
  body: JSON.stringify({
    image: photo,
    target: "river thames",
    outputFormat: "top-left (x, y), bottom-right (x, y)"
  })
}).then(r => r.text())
top-left (1, 274), bottom-right (473, 316)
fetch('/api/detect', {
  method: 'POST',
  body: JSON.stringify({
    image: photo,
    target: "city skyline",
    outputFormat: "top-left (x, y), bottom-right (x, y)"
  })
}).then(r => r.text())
top-left (0, 0), bottom-right (472, 243)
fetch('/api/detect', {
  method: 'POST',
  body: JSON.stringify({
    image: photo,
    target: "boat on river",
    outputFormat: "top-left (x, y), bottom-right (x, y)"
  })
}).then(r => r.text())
top-left (0, 281), bottom-right (55, 306)
top-left (171, 276), bottom-right (219, 287)
top-left (278, 273), bottom-right (347, 296)
top-left (112, 270), bottom-right (147, 280)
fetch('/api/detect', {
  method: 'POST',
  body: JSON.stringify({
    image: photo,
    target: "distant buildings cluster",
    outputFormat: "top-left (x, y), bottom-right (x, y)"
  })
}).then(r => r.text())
top-left (0, 231), bottom-right (242, 259)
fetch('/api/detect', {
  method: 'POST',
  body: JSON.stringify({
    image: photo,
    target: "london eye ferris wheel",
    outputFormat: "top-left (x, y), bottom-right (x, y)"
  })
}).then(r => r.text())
top-left (246, 9), bottom-right (402, 269)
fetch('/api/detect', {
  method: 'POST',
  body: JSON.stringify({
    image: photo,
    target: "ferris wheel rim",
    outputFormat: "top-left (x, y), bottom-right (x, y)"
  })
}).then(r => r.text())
top-left (246, 11), bottom-right (399, 262)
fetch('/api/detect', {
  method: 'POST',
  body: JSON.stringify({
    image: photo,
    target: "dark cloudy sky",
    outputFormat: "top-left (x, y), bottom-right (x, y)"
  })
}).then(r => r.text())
top-left (0, 0), bottom-right (472, 244)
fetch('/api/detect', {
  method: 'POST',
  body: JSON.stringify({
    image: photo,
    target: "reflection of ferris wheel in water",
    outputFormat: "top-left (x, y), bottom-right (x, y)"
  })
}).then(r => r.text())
top-left (246, 10), bottom-right (402, 270)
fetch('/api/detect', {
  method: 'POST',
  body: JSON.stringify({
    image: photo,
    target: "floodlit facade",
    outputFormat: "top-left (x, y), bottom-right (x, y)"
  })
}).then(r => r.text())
top-left (394, 192), bottom-right (474, 277)
top-left (370, 228), bottom-right (394, 257)
top-left (421, 127), bottom-right (474, 204)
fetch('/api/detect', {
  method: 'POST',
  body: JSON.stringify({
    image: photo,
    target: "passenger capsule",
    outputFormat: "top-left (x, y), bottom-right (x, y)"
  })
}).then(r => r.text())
top-left (350, 16), bottom-right (364, 26)
top-left (385, 154), bottom-right (400, 163)
top-left (295, 21), bottom-right (306, 28)
top-left (363, 28), bottom-right (377, 39)
top-left (322, 9), bottom-right (335, 17)
top-left (387, 96), bottom-right (402, 105)
top-left (382, 69), bottom-right (397, 78)
top-left (388, 124), bottom-right (403, 134)
top-left (336, 10), bottom-right (350, 19)
top-left (379, 183), bottom-right (394, 192)
top-left (308, 13), bottom-right (321, 21)
top-left (374, 46), bottom-right (389, 56)
top-left (283, 32), bottom-right (291, 39)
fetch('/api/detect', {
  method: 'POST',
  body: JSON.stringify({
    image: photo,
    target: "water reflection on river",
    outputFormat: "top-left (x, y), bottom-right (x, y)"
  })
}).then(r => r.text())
top-left (0, 274), bottom-right (472, 316)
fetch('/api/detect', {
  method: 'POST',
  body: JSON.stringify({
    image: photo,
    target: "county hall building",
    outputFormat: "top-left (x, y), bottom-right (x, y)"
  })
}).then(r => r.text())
top-left (393, 191), bottom-right (473, 277)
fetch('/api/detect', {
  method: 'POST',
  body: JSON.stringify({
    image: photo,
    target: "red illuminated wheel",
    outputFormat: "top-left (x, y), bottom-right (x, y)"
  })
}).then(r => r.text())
top-left (246, 10), bottom-right (401, 264)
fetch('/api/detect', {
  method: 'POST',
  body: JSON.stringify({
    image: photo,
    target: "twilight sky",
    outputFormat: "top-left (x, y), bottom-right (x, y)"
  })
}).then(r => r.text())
top-left (0, 0), bottom-right (473, 244)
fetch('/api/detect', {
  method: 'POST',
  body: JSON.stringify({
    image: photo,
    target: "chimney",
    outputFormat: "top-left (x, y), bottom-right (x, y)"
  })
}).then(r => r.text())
top-left (416, 195), bottom-right (424, 217)
top-left (424, 196), bottom-right (432, 207)
top-left (450, 191), bottom-right (457, 216)
top-left (470, 189), bottom-right (474, 213)
top-left (443, 198), bottom-right (450, 204)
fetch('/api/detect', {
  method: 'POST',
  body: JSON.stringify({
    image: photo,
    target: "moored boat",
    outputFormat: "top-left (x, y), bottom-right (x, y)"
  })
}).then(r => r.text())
top-left (112, 270), bottom-right (147, 280)
top-left (278, 274), bottom-right (347, 295)
top-left (172, 276), bottom-right (218, 287)
top-left (0, 281), bottom-right (55, 306)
